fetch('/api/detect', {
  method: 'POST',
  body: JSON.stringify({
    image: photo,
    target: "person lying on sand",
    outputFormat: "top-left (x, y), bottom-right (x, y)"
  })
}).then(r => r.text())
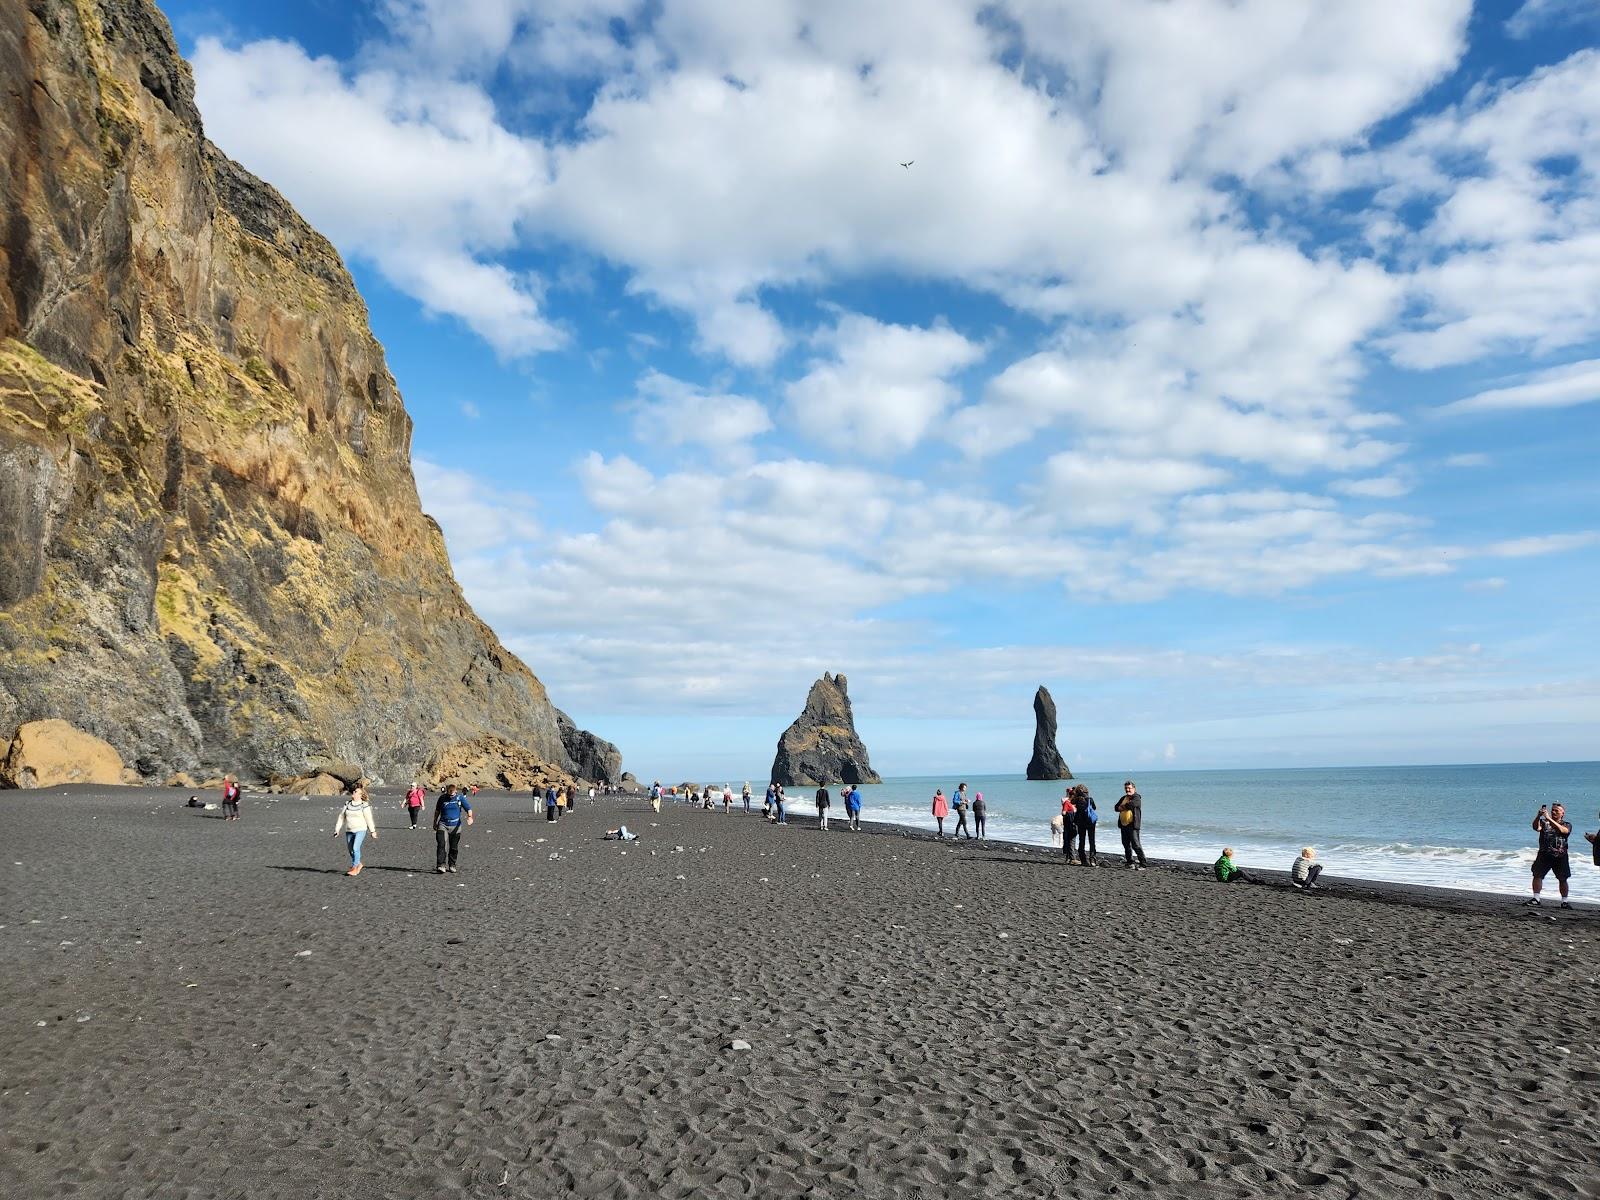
top-left (1214, 847), bottom-right (1254, 883)
top-left (603, 825), bottom-right (638, 842)
top-left (1291, 847), bottom-right (1323, 890)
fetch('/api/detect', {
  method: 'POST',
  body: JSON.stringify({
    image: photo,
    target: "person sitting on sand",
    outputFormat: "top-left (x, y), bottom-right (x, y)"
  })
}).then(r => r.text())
top-left (334, 785), bottom-right (378, 877)
top-left (1074, 785), bottom-right (1098, 866)
top-left (1060, 789), bottom-right (1078, 864)
top-left (931, 788), bottom-right (949, 838)
top-left (816, 784), bottom-right (831, 830)
top-left (1528, 803), bottom-right (1573, 909)
top-left (1214, 847), bottom-right (1253, 884)
top-left (186, 794), bottom-right (204, 808)
top-left (1290, 847), bottom-right (1323, 890)
top-left (952, 783), bottom-right (971, 839)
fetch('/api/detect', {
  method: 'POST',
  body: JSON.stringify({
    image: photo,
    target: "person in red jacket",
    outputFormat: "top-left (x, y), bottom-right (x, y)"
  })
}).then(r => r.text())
top-left (221, 776), bottom-right (241, 821)
top-left (403, 781), bottom-right (426, 829)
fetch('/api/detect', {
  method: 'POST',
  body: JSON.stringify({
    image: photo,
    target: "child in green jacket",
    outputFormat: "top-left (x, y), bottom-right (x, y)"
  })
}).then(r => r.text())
top-left (1214, 847), bottom-right (1253, 883)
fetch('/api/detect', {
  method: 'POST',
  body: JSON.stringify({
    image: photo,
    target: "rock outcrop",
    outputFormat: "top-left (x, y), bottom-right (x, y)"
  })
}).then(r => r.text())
top-left (0, 0), bottom-right (617, 784)
top-left (555, 710), bottom-right (622, 784)
top-left (770, 673), bottom-right (881, 787)
top-left (1025, 685), bottom-right (1073, 781)
top-left (422, 736), bottom-right (575, 793)
top-left (0, 718), bottom-right (125, 787)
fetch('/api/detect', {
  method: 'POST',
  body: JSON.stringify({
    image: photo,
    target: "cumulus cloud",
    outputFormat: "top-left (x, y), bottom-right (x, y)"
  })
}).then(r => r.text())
top-left (1442, 359), bottom-right (1600, 414)
top-left (414, 458), bottom-right (540, 554)
top-left (630, 371), bottom-right (773, 454)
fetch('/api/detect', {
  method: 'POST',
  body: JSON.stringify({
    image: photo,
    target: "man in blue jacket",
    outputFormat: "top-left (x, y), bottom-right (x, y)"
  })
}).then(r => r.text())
top-left (433, 785), bottom-right (474, 873)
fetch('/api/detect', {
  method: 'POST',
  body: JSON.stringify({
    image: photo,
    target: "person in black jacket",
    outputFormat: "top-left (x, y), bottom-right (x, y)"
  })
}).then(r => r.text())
top-left (1114, 780), bottom-right (1147, 870)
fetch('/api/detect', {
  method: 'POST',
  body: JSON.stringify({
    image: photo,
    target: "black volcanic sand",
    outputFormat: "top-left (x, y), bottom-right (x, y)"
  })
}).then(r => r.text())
top-left (2, 787), bottom-right (1597, 1200)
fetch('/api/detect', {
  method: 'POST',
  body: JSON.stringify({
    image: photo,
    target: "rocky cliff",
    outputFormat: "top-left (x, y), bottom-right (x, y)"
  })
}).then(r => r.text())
top-left (0, 0), bottom-right (618, 783)
top-left (1025, 685), bottom-right (1072, 780)
top-left (770, 672), bottom-right (881, 787)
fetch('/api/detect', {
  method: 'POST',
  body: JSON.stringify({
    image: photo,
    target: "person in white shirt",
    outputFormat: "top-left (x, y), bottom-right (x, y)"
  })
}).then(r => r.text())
top-left (333, 785), bottom-right (379, 877)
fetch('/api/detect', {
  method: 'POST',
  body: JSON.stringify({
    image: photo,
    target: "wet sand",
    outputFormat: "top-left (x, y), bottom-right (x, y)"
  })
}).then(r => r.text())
top-left (2, 785), bottom-right (1597, 1199)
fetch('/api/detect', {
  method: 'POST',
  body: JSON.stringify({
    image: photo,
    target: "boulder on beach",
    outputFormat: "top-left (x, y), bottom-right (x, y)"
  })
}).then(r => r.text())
top-left (1025, 685), bottom-right (1073, 781)
top-left (770, 673), bottom-right (882, 787)
top-left (0, 719), bottom-right (125, 789)
top-left (422, 735), bottom-right (576, 793)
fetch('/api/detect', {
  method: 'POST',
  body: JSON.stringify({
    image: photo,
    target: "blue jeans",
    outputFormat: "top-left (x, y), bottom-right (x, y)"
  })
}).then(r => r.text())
top-left (776, 802), bottom-right (786, 824)
top-left (345, 830), bottom-right (366, 866)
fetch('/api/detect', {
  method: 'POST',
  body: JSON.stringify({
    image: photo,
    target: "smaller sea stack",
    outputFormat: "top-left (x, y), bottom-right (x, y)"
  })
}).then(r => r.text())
top-left (1025, 685), bottom-right (1073, 780)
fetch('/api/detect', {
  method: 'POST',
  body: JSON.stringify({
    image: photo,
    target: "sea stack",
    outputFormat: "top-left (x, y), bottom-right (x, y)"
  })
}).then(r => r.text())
top-left (1025, 685), bottom-right (1073, 780)
top-left (770, 673), bottom-right (882, 786)
top-left (0, 0), bottom-right (617, 785)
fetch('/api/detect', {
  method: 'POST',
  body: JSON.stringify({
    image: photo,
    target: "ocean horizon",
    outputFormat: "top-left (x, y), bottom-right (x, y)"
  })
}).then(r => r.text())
top-left (680, 761), bottom-right (1600, 897)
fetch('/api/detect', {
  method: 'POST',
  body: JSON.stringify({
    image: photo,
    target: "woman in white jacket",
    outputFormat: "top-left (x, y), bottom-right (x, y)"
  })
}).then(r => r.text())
top-left (333, 784), bottom-right (379, 877)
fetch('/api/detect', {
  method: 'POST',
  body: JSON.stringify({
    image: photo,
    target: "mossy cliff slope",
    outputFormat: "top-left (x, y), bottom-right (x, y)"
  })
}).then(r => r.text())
top-left (0, 0), bottom-right (618, 781)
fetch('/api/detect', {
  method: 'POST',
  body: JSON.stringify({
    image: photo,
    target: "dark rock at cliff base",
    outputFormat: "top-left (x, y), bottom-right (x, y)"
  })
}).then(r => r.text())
top-left (770, 673), bottom-right (882, 787)
top-left (1025, 685), bottom-right (1073, 780)
top-left (0, 0), bottom-right (616, 783)
top-left (556, 709), bottom-right (623, 784)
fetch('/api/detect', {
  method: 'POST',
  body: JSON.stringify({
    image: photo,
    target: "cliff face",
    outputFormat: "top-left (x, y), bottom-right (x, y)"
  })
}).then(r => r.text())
top-left (770, 672), bottom-right (881, 787)
top-left (0, 0), bottom-right (617, 782)
top-left (1025, 685), bottom-right (1072, 781)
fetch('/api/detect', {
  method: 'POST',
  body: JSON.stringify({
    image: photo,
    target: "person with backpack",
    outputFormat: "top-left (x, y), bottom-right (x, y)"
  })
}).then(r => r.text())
top-left (432, 784), bottom-right (473, 874)
top-left (1115, 780), bottom-right (1147, 870)
top-left (952, 783), bottom-right (971, 839)
top-left (403, 781), bottom-right (426, 829)
top-left (221, 776), bottom-right (241, 821)
top-left (1074, 785), bottom-right (1099, 866)
top-left (334, 783), bottom-right (378, 876)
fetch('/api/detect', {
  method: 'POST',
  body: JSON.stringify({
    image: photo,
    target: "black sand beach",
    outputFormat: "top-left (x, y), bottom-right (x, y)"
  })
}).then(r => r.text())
top-left (2, 786), bottom-right (1597, 1199)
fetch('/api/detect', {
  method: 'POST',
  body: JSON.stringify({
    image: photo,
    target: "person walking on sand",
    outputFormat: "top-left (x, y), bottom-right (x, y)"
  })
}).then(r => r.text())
top-left (1290, 847), bottom-right (1323, 890)
top-left (221, 776), bottom-right (241, 821)
top-left (403, 781), bottom-right (426, 829)
top-left (816, 784), bottom-right (831, 831)
top-left (932, 788), bottom-right (950, 838)
top-left (1527, 803), bottom-right (1573, 908)
top-left (1075, 785), bottom-right (1099, 866)
top-left (1115, 780), bottom-right (1147, 870)
top-left (1060, 788), bottom-right (1078, 864)
top-left (845, 784), bottom-right (863, 831)
top-left (334, 784), bottom-right (378, 876)
top-left (433, 784), bottom-right (473, 874)
top-left (972, 791), bottom-right (987, 841)
top-left (723, 785), bottom-right (733, 814)
top-left (953, 783), bottom-right (971, 839)
top-left (650, 781), bottom-right (662, 813)
top-left (1214, 847), bottom-right (1253, 884)
top-left (742, 782), bottom-right (753, 813)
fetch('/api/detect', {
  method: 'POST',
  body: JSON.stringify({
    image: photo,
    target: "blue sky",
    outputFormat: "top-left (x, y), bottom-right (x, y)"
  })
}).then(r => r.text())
top-left (160, 0), bottom-right (1597, 778)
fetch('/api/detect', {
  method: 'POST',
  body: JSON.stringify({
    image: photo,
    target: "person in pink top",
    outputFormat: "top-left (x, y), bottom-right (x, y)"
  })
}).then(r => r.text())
top-left (931, 788), bottom-right (950, 838)
top-left (403, 781), bottom-right (426, 829)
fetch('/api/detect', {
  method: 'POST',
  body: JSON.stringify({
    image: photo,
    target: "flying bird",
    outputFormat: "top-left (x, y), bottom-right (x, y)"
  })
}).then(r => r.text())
top-left (899, 160), bottom-right (914, 169)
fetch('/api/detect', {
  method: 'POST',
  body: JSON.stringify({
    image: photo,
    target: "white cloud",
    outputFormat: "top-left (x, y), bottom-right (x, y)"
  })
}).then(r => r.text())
top-left (630, 371), bottom-right (772, 454)
top-left (1331, 472), bottom-right (1414, 499)
top-left (1442, 359), bottom-right (1600, 414)
top-left (1037, 452), bottom-right (1230, 529)
top-left (1481, 532), bottom-right (1600, 558)
top-left (784, 315), bottom-right (984, 456)
top-left (1465, 576), bottom-right (1507, 591)
top-left (414, 458), bottom-right (540, 553)
top-left (1444, 453), bottom-right (1490, 468)
top-left (1506, 0), bottom-right (1596, 38)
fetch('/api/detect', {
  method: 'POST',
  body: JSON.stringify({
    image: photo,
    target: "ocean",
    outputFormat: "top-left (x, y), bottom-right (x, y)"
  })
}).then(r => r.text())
top-left (762, 762), bottom-right (1600, 896)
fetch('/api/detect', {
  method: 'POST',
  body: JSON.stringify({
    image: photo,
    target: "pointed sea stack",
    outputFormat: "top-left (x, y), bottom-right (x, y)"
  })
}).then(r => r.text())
top-left (1025, 685), bottom-right (1073, 780)
top-left (770, 673), bottom-right (882, 786)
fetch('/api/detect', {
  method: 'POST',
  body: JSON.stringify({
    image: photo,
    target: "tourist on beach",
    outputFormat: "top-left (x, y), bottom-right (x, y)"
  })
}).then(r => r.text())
top-left (816, 785), bottom-right (831, 830)
top-left (544, 786), bottom-right (558, 822)
top-left (742, 782), bottom-right (752, 812)
top-left (650, 781), bottom-right (662, 813)
top-left (566, 784), bottom-right (577, 812)
top-left (433, 784), bottom-right (473, 874)
top-left (775, 785), bottom-right (788, 825)
top-left (1049, 811), bottom-right (1064, 849)
top-left (764, 783), bottom-right (776, 820)
top-left (1528, 803), bottom-right (1573, 908)
top-left (932, 788), bottom-right (949, 838)
top-left (1060, 789), bottom-right (1078, 864)
top-left (1074, 785), bottom-right (1098, 866)
top-left (722, 785), bottom-right (733, 814)
top-left (845, 785), bottom-right (862, 831)
top-left (1586, 811), bottom-right (1599, 865)
top-left (972, 791), bottom-right (987, 840)
top-left (603, 824), bottom-right (638, 842)
top-left (334, 785), bottom-right (378, 876)
top-left (403, 781), bottom-right (425, 829)
top-left (1214, 847), bottom-right (1252, 884)
top-left (221, 776), bottom-right (241, 821)
top-left (953, 783), bottom-right (971, 839)
top-left (1291, 847), bottom-right (1323, 890)
top-left (1115, 781), bottom-right (1147, 870)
